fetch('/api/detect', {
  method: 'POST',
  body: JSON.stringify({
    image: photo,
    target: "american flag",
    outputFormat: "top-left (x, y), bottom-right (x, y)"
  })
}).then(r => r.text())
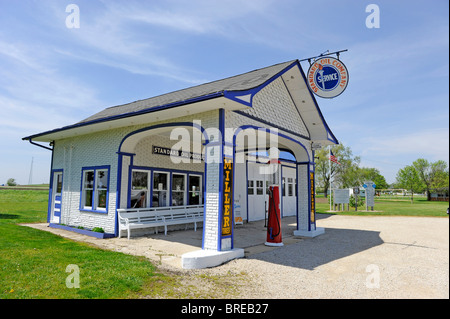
top-left (329, 151), bottom-right (341, 164)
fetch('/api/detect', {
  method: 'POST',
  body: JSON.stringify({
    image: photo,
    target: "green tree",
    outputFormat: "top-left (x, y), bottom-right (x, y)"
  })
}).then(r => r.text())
top-left (6, 178), bottom-right (17, 186)
top-left (359, 167), bottom-right (389, 190)
top-left (396, 165), bottom-right (424, 204)
top-left (412, 159), bottom-right (449, 200)
top-left (315, 143), bottom-right (360, 197)
top-left (430, 160), bottom-right (449, 190)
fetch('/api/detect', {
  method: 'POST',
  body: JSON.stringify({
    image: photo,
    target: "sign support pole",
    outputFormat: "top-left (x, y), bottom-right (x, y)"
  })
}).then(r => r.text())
top-left (329, 145), bottom-right (332, 212)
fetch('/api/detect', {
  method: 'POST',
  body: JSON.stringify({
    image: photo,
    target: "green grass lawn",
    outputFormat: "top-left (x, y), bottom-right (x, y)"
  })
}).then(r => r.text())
top-left (1, 189), bottom-right (448, 299)
top-left (0, 189), bottom-right (176, 299)
top-left (316, 195), bottom-right (449, 217)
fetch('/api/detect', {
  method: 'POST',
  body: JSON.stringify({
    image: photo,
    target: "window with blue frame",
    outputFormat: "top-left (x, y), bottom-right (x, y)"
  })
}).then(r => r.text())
top-left (81, 166), bottom-right (109, 212)
top-left (129, 167), bottom-right (203, 208)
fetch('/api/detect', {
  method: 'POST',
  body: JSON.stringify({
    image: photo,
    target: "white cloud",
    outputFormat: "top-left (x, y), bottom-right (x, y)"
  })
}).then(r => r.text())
top-left (361, 128), bottom-right (449, 162)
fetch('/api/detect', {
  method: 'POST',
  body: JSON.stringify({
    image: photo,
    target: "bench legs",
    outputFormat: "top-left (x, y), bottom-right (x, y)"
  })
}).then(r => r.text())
top-left (120, 222), bottom-right (201, 239)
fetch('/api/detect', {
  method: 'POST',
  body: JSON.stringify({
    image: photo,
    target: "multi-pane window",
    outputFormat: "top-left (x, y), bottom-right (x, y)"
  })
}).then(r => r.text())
top-left (56, 173), bottom-right (63, 193)
top-left (128, 169), bottom-right (203, 208)
top-left (81, 167), bottom-right (109, 212)
top-left (256, 180), bottom-right (264, 195)
top-left (247, 180), bottom-right (254, 195)
top-left (287, 177), bottom-right (294, 197)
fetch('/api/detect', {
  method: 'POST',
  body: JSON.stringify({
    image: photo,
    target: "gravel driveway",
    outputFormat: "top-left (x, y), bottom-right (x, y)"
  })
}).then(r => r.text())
top-left (26, 214), bottom-right (449, 299)
top-left (203, 214), bottom-right (449, 299)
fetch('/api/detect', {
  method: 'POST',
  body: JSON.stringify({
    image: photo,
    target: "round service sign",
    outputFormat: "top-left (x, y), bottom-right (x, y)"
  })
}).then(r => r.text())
top-left (307, 57), bottom-right (349, 98)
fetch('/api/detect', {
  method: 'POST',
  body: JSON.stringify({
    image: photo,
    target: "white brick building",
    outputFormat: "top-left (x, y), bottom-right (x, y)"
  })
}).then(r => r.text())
top-left (24, 60), bottom-right (338, 267)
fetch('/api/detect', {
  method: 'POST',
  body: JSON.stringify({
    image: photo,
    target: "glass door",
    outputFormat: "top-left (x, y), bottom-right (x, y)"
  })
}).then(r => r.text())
top-left (153, 171), bottom-right (169, 207)
top-left (130, 170), bottom-right (150, 208)
top-left (188, 174), bottom-right (202, 205)
top-left (51, 171), bottom-right (63, 223)
top-left (172, 173), bottom-right (186, 206)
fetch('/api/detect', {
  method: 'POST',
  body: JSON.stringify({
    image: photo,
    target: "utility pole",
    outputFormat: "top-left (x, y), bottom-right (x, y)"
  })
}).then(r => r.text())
top-left (28, 157), bottom-right (34, 185)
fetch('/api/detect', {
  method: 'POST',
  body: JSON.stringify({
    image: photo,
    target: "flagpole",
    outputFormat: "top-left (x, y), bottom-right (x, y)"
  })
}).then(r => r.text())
top-left (329, 145), bottom-right (332, 212)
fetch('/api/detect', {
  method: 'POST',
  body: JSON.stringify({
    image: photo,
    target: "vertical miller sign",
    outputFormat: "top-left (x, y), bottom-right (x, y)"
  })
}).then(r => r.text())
top-left (222, 157), bottom-right (233, 237)
top-left (307, 56), bottom-right (349, 98)
top-left (310, 172), bottom-right (315, 223)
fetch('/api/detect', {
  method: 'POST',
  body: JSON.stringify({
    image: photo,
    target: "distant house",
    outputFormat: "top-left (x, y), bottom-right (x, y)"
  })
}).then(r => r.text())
top-left (430, 188), bottom-right (449, 202)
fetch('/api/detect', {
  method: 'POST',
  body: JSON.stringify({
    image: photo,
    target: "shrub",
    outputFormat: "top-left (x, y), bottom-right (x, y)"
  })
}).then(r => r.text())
top-left (349, 194), bottom-right (365, 208)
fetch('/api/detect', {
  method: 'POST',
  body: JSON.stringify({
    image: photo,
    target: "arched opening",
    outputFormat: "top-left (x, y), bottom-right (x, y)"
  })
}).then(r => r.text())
top-left (116, 122), bottom-right (209, 238)
top-left (232, 125), bottom-right (311, 247)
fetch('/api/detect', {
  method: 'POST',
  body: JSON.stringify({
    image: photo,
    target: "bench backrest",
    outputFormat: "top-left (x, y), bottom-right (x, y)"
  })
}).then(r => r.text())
top-left (118, 205), bottom-right (204, 222)
top-left (118, 210), bottom-right (159, 223)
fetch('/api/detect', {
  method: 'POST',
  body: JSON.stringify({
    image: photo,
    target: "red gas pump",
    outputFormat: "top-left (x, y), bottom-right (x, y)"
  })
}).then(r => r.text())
top-left (265, 185), bottom-right (283, 246)
top-left (265, 159), bottom-right (283, 247)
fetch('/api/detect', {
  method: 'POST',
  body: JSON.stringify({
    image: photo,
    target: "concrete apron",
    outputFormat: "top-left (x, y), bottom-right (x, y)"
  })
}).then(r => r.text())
top-left (23, 216), bottom-right (305, 269)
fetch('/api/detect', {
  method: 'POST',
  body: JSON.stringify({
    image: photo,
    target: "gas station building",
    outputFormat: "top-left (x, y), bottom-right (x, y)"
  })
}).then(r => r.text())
top-left (23, 59), bottom-right (338, 268)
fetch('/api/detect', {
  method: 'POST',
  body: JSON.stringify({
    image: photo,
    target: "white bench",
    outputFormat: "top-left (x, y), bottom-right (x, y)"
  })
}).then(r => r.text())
top-left (117, 205), bottom-right (204, 239)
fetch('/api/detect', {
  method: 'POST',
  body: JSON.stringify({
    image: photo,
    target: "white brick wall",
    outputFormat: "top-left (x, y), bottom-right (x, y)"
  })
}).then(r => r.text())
top-left (297, 164), bottom-right (310, 231)
top-left (225, 111), bottom-right (312, 163)
top-left (50, 77), bottom-right (316, 245)
top-left (202, 114), bottom-right (221, 250)
top-left (133, 134), bottom-right (204, 172)
top-left (52, 110), bottom-right (219, 234)
top-left (240, 77), bottom-right (310, 138)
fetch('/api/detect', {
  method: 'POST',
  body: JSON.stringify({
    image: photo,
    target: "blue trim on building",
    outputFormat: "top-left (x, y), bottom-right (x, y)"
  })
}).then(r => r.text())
top-left (217, 108), bottom-right (225, 251)
top-left (116, 121), bottom-right (209, 238)
top-left (50, 223), bottom-right (115, 239)
top-left (79, 165), bottom-right (111, 214)
top-left (23, 93), bottom-right (222, 142)
top-left (115, 152), bottom-right (134, 237)
top-left (118, 121), bottom-right (210, 153)
top-left (127, 166), bottom-right (204, 208)
top-left (48, 169), bottom-right (63, 223)
top-left (233, 110), bottom-right (311, 141)
top-left (295, 60), bottom-right (339, 145)
top-left (279, 75), bottom-right (311, 139)
top-left (233, 125), bottom-right (311, 163)
top-left (223, 60), bottom-right (298, 108)
top-left (295, 165), bottom-right (299, 231)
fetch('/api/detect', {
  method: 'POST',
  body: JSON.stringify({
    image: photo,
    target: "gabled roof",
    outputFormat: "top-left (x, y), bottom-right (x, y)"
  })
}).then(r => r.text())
top-left (23, 60), bottom-right (338, 145)
top-left (79, 60), bottom-right (296, 124)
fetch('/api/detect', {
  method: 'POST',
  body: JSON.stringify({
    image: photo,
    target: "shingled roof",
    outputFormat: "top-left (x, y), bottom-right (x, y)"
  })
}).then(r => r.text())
top-left (23, 59), bottom-right (338, 145)
top-left (78, 60), bottom-right (297, 124)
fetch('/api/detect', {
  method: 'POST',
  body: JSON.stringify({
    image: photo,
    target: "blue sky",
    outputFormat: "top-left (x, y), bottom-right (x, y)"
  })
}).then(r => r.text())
top-left (0, 0), bottom-right (448, 185)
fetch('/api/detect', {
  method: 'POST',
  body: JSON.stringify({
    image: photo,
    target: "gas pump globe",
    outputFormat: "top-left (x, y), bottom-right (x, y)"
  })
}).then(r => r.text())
top-left (267, 159), bottom-right (281, 188)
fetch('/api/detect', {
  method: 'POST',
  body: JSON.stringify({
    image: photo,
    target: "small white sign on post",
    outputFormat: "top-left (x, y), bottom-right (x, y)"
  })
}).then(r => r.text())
top-left (334, 189), bottom-right (350, 211)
